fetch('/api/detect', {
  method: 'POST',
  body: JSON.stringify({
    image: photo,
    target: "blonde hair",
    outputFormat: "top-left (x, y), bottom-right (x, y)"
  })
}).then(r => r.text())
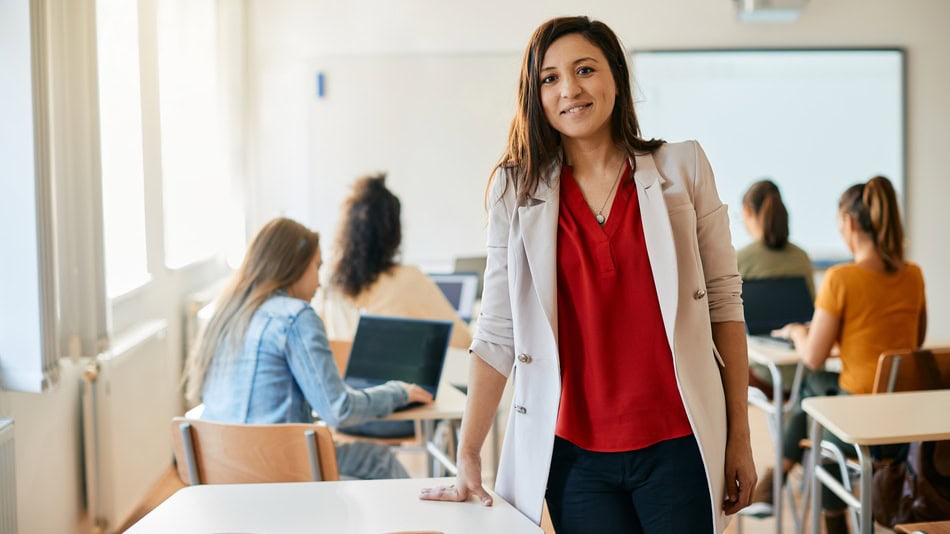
top-left (183, 218), bottom-right (319, 404)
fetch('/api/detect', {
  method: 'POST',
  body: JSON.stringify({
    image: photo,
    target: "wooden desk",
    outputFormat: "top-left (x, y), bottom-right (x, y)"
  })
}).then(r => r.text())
top-left (802, 390), bottom-right (950, 534)
top-left (126, 477), bottom-right (542, 534)
top-left (896, 520), bottom-right (950, 534)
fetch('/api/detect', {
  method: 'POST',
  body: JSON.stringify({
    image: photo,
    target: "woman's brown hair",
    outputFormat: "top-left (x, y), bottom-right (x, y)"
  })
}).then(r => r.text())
top-left (184, 217), bottom-right (319, 404)
top-left (839, 175), bottom-right (904, 272)
top-left (743, 179), bottom-right (789, 249)
top-left (331, 174), bottom-right (402, 298)
top-left (495, 16), bottom-right (664, 203)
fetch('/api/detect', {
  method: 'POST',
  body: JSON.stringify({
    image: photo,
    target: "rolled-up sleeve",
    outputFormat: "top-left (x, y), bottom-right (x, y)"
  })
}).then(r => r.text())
top-left (470, 170), bottom-right (516, 377)
top-left (690, 141), bottom-right (744, 323)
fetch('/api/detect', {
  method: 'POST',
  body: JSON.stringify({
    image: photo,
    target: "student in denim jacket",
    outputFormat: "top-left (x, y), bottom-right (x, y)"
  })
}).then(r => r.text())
top-left (184, 217), bottom-right (433, 479)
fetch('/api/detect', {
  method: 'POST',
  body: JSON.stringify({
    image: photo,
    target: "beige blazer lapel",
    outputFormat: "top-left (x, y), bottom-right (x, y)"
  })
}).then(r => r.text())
top-left (633, 152), bottom-right (678, 350)
top-left (517, 173), bottom-right (560, 343)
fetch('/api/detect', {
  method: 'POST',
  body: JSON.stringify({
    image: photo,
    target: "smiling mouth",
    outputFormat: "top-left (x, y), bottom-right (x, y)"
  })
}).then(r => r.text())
top-left (561, 103), bottom-right (592, 115)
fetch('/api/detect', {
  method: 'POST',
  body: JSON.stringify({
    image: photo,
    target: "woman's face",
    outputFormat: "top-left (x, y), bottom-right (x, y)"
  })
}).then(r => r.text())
top-left (539, 33), bottom-right (617, 144)
top-left (290, 247), bottom-right (322, 302)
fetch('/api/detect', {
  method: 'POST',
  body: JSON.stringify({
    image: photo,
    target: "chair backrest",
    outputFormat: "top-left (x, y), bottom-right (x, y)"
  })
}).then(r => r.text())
top-left (872, 347), bottom-right (950, 394)
top-left (328, 339), bottom-right (352, 375)
top-left (171, 417), bottom-right (339, 485)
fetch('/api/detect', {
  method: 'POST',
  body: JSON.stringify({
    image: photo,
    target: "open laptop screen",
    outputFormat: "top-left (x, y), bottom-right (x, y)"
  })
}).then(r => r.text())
top-left (343, 315), bottom-right (453, 396)
top-left (742, 277), bottom-right (815, 335)
top-left (428, 273), bottom-right (479, 322)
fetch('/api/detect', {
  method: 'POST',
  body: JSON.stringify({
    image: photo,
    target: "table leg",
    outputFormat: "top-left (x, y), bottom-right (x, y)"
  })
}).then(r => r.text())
top-left (808, 417), bottom-right (822, 534)
top-left (768, 363), bottom-right (785, 534)
top-left (858, 445), bottom-right (872, 534)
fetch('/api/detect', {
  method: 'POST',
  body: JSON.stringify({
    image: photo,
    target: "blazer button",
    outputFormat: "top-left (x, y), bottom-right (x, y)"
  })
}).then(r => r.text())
top-left (514, 405), bottom-right (527, 415)
top-left (694, 289), bottom-right (707, 299)
top-left (518, 353), bottom-right (532, 364)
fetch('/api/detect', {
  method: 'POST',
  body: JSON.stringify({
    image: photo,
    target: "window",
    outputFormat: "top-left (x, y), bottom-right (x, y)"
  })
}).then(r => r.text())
top-left (157, 0), bottom-right (241, 269)
top-left (96, 0), bottom-right (150, 298)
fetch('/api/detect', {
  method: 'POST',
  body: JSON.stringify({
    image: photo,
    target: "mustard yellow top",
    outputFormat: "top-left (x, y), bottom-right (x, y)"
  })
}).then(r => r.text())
top-left (815, 262), bottom-right (926, 394)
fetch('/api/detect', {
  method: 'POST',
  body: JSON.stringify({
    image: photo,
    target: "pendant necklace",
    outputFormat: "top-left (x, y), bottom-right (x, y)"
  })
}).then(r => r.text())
top-left (593, 158), bottom-right (626, 226)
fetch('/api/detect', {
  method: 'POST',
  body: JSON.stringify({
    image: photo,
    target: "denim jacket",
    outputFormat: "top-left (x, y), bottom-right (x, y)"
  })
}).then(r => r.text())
top-left (201, 293), bottom-right (408, 426)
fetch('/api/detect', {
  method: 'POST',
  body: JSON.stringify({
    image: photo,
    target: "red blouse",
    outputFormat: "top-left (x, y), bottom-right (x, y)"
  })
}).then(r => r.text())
top-left (555, 163), bottom-right (692, 452)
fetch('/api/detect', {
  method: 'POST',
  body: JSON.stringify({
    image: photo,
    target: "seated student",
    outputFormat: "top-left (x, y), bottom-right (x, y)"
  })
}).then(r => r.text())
top-left (316, 174), bottom-right (473, 438)
top-left (737, 179), bottom-right (815, 396)
top-left (751, 176), bottom-right (927, 534)
top-left (184, 217), bottom-right (433, 479)
top-left (317, 174), bottom-right (473, 350)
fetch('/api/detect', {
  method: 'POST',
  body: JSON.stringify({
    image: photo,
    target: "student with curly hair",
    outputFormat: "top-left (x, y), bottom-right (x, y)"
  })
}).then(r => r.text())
top-left (317, 175), bottom-right (472, 438)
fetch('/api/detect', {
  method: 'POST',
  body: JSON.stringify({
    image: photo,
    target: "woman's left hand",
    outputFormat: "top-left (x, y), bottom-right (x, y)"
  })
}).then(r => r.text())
top-left (722, 434), bottom-right (757, 515)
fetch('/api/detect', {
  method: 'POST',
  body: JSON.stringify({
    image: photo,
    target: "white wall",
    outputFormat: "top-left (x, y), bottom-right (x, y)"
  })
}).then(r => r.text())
top-left (247, 0), bottom-right (950, 337)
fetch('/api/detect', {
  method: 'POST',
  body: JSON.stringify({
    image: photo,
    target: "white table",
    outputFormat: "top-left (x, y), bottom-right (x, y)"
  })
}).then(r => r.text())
top-left (802, 390), bottom-right (950, 534)
top-left (744, 337), bottom-right (808, 534)
top-left (126, 477), bottom-right (542, 534)
top-left (383, 380), bottom-right (467, 477)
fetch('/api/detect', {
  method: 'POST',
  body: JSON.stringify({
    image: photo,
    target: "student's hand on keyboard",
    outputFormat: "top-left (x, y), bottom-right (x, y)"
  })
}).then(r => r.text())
top-left (399, 382), bottom-right (434, 405)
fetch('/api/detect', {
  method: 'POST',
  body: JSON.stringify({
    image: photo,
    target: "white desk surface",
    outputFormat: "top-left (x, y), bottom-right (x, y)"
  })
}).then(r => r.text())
top-left (384, 380), bottom-right (466, 421)
top-left (802, 389), bottom-right (950, 445)
top-left (746, 336), bottom-right (801, 366)
top-left (127, 477), bottom-right (542, 534)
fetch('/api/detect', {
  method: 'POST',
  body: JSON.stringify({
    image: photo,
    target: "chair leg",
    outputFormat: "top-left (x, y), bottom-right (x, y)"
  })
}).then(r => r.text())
top-left (179, 422), bottom-right (200, 485)
top-left (304, 429), bottom-right (323, 481)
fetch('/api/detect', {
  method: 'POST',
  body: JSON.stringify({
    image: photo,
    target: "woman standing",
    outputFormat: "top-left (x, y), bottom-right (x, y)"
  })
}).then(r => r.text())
top-left (185, 217), bottom-right (433, 479)
top-left (421, 16), bottom-right (755, 533)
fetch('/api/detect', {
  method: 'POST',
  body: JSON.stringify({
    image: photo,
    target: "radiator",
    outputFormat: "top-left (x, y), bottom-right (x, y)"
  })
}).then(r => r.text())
top-left (0, 418), bottom-right (15, 533)
top-left (82, 320), bottom-right (171, 533)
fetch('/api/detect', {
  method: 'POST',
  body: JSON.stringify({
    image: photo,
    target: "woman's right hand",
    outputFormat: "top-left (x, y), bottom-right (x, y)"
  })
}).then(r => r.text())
top-left (418, 449), bottom-right (493, 506)
top-left (399, 382), bottom-right (434, 405)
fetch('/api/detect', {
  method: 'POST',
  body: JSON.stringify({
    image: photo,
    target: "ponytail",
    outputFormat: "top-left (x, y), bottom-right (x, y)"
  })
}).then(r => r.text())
top-left (743, 180), bottom-right (789, 249)
top-left (838, 176), bottom-right (904, 272)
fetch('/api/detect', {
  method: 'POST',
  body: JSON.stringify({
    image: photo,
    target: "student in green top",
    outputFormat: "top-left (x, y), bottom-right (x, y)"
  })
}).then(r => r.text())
top-left (738, 179), bottom-right (814, 396)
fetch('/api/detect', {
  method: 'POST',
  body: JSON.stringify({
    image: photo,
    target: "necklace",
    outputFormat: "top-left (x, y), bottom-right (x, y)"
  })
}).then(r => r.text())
top-left (593, 158), bottom-right (626, 226)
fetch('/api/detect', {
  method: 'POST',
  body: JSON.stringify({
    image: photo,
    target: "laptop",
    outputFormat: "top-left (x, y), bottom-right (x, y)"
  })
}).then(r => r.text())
top-left (453, 256), bottom-right (487, 299)
top-left (742, 277), bottom-right (814, 346)
top-left (429, 272), bottom-right (480, 322)
top-left (342, 315), bottom-right (453, 402)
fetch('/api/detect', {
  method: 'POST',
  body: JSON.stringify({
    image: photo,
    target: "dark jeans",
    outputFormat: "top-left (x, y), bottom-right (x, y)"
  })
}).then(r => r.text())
top-left (546, 434), bottom-right (713, 534)
top-left (783, 371), bottom-right (902, 510)
top-left (337, 420), bottom-right (415, 438)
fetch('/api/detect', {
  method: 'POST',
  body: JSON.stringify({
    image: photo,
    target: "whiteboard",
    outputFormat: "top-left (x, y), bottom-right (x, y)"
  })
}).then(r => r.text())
top-left (632, 50), bottom-right (905, 262)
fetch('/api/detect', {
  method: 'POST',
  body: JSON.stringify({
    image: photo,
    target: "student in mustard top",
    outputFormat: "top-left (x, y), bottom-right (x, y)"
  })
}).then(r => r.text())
top-left (184, 217), bottom-right (433, 479)
top-left (420, 16), bottom-right (755, 533)
top-left (737, 179), bottom-right (814, 396)
top-left (316, 174), bottom-right (473, 438)
top-left (750, 176), bottom-right (927, 533)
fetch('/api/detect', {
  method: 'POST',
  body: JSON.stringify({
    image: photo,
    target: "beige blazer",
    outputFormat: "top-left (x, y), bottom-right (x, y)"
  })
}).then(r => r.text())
top-left (470, 140), bottom-right (744, 532)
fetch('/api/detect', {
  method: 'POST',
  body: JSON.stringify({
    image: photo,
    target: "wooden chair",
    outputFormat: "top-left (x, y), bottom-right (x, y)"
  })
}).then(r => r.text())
top-left (329, 339), bottom-right (352, 375)
top-left (171, 417), bottom-right (340, 484)
top-left (872, 347), bottom-right (950, 394)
